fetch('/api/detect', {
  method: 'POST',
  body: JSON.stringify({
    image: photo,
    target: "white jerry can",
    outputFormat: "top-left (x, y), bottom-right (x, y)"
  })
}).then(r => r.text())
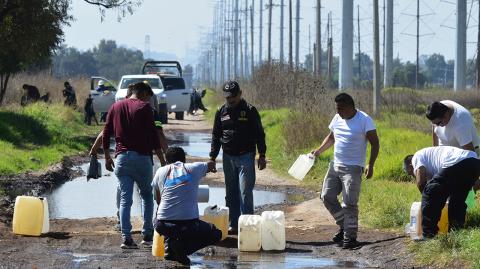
top-left (288, 154), bottom-right (315, 180)
top-left (238, 215), bottom-right (262, 251)
top-left (203, 205), bottom-right (229, 240)
top-left (261, 211), bottom-right (286, 251)
top-left (407, 202), bottom-right (423, 240)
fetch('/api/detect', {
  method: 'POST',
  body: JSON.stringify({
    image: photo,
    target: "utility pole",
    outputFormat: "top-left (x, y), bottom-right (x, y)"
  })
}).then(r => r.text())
top-left (244, 0), bottom-right (249, 78)
top-left (384, 0), bottom-right (393, 88)
top-left (268, 0), bottom-right (273, 63)
top-left (454, 0), bottom-right (466, 91)
top-left (259, 0), bottom-right (263, 64)
top-left (316, 0), bottom-right (322, 78)
top-left (221, 0), bottom-right (225, 83)
top-left (240, 20), bottom-right (244, 78)
top-left (227, 0), bottom-right (231, 79)
top-left (280, 0), bottom-right (285, 64)
top-left (251, 1), bottom-right (255, 75)
top-left (477, 0), bottom-right (480, 90)
top-left (327, 12), bottom-right (333, 82)
top-left (295, 0), bottom-right (300, 68)
top-left (357, 5), bottom-right (361, 80)
top-left (234, 0), bottom-right (239, 79)
top-left (373, 0), bottom-right (381, 115)
top-left (383, 0), bottom-right (386, 75)
top-left (415, 0), bottom-right (419, 90)
top-left (340, 0), bottom-right (354, 90)
top-left (289, 0), bottom-right (293, 69)
top-left (309, 24), bottom-right (312, 72)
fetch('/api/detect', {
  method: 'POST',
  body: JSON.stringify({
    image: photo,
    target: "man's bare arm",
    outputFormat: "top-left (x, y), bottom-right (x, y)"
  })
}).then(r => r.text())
top-left (415, 166), bottom-right (428, 192)
top-left (312, 132), bottom-right (335, 156)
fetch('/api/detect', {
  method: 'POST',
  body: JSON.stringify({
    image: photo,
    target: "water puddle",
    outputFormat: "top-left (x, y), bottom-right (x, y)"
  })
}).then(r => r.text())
top-left (167, 132), bottom-right (221, 158)
top-left (190, 253), bottom-right (367, 268)
top-left (44, 159), bottom-right (286, 219)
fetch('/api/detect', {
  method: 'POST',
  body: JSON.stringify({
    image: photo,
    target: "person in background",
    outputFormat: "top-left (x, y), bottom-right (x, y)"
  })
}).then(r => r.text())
top-left (84, 94), bottom-right (99, 125)
top-left (403, 146), bottom-right (480, 238)
top-left (209, 80), bottom-right (267, 234)
top-left (20, 84), bottom-right (40, 106)
top-left (188, 88), bottom-right (208, 115)
top-left (426, 101), bottom-right (480, 156)
top-left (63, 81), bottom-right (77, 107)
top-left (153, 147), bottom-right (221, 266)
top-left (102, 82), bottom-right (163, 249)
top-left (311, 93), bottom-right (379, 249)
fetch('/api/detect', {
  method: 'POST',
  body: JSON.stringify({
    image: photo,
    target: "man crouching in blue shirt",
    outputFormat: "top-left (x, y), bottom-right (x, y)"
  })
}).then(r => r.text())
top-left (152, 147), bottom-right (221, 265)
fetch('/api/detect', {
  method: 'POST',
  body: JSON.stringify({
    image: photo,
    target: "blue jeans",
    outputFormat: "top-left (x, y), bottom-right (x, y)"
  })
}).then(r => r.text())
top-left (114, 151), bottom-right (154, 240)
top-left (223, 152), bottom-right (256, 228)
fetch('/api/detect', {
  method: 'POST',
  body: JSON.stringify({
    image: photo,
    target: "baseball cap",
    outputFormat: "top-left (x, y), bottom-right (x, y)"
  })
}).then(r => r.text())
top-left (222, 80), bottom-right (240, 97)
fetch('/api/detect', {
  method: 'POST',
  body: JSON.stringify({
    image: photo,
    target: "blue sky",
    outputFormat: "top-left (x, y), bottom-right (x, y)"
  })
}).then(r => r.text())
top-left (63, 0), bottom-right (479, 66)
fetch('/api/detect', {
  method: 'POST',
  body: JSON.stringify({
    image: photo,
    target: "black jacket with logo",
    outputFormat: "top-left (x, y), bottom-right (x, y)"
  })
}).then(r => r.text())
top-left (210, 99), bottom-right (266, 159)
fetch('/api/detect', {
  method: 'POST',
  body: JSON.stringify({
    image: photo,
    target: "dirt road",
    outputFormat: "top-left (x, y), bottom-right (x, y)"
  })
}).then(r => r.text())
top-left (0, 114), bottom-right (421, 269)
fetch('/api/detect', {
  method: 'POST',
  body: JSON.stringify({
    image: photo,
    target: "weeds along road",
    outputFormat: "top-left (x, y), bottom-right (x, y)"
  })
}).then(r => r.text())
top-left (0, 113), bottom-right (422, 269)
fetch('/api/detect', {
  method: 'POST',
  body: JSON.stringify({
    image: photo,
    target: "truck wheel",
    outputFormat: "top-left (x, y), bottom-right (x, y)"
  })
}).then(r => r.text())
top-left (175, 112), bottom-right (184, 120)
top-left (159, 103), bottom-right (168, 124)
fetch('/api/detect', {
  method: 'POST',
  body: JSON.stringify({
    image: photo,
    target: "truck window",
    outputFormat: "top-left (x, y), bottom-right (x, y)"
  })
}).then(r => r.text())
top-left (161, 77), bottom-right (186, 90)
top-left (120, 78), bottom-right (163, 89)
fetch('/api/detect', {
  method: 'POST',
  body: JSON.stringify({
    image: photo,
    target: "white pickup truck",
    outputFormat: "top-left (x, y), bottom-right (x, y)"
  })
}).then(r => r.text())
top-left (142, 61), bottom-right (192, 120)
top-left (114, 74), bottom-right (169, 123)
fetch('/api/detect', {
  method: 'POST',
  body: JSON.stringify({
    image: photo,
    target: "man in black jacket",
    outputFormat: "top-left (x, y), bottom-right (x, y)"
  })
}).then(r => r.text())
top-left (209, 80), bottom-right (267, 233)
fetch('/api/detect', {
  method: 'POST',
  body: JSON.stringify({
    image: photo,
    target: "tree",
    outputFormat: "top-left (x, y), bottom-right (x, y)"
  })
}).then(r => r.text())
top-left (424, 53), bottom-right (447, 85)
top-left (0, 0), bottom-right (71, 104)
top-left (81, 0), bottom-right (143, 21)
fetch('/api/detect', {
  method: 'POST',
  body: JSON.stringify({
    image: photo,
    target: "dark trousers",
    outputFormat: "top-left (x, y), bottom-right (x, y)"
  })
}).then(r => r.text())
top-left (421, 158), bottom-right (480, 237)
top-left (155, 218), bottom-right (222, 256)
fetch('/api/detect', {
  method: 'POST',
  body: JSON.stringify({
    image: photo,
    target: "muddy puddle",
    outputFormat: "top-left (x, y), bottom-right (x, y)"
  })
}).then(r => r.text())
top-left (190, 253), bottom-right (367, 268)
top-left (167, 131), bottom-right (221, 158)
top-left (61, 252), bottom-right (367, 269)
top-left (44, 159), bottom-right (286, 219)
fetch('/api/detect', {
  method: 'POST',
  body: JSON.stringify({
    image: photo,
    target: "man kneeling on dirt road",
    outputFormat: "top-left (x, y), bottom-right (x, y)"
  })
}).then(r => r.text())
top-left (103, 82), bottom-right (164, 249)
top-left (403, 146), bottom-right (480, 238)
top-left (311, 93), bottom-right (379, 249)
top-left (152, 147), bottom-right (221, 265)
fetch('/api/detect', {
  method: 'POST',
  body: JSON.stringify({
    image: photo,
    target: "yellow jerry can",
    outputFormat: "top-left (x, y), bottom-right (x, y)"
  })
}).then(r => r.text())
top-left (12, 196), bottom-right (49, 236)
top-left (152, 230), bottom-right (164, 258)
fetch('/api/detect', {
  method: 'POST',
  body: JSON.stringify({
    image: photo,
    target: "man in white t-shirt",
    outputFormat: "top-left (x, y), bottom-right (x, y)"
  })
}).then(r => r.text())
top-left (403, 146), bottom-right (480, 238)
top-left (312, 93), bottom-right (379, 249)
top-left (426, 100), bottom-right (480, 155)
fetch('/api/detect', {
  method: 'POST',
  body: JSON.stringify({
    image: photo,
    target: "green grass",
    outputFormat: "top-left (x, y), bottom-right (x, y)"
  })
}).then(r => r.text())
top-left (0, 103), bottom-right (101, 175)
top-left (410, 209), bottom-right (480, 269)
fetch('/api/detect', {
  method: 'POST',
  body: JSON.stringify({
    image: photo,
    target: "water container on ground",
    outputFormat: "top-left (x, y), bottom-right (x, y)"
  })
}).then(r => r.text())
top-left (203, 205), bottom-right (229, 240)
top-left (152, 230), bottom-right (164, 258)
top-left (437, 203), bottom-right (448, 234)
top-left (466, 189), bottom-right (476, 209)
top-left (407, 201), bottom-right (449, 239)
top-left (238, 215), bottom-right (262, 251)
top-left (41, 198), bottom-right (49, 234)
top-left (261, 211), bottom-right (286, 251)
top-left (12, 196), bottom-right (49, 236)
top-left (407, 202), bottom-right (423, 240)
top-left (197, 185), bottom-right (209, 203)
top-left (288, 154), bottom-right (315, 180)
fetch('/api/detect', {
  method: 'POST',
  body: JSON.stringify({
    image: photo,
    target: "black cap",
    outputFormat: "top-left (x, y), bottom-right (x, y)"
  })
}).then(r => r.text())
top-left (222, 80), bottom-right (240, 97)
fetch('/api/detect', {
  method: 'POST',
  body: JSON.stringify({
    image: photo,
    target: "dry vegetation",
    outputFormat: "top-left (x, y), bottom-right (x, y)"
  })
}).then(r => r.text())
top-left (3, 72), bottom-right (92, 109)
top-left (233, 64), bottom-right (480, 147)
